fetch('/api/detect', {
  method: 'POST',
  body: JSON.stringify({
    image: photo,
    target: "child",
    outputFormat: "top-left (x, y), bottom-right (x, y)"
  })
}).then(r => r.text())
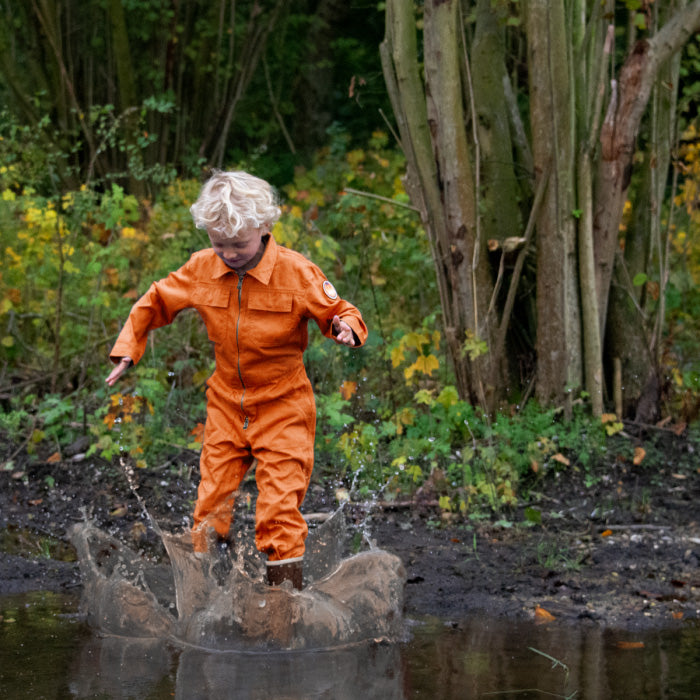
top-left (106, 170), bottom-right (367, 589)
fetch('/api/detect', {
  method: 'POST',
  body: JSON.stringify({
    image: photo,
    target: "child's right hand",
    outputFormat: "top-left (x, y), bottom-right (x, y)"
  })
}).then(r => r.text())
top-left (105, 357), bottom-right (132, 387)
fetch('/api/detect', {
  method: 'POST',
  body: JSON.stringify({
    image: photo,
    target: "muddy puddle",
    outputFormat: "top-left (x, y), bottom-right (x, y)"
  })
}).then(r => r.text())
top-left (67, 508), bottom-right (405, 651)
top-left (2, 590), bottom-right (700, 699)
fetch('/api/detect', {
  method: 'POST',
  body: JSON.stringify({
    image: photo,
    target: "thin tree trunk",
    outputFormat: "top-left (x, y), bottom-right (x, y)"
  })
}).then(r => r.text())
top-left (524, 0), bottom-right (581, 407)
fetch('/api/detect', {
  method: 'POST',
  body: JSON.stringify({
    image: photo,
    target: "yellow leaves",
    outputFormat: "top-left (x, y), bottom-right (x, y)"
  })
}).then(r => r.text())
top-left (404, 353), bottom-right (439, 380)
top-left (390, 344), bottom-right (405, 368)
top-left (438, 495), bottom-right (452, 512)
top-left (103, 392), bottom-right (153, 430)
top-left (393, 407), bottom-right (415, 435)
top-left (339, 380), bottom-right (357, 400)
top-left (2, 189), bottom-right (15, 201)
top-left (601, 413), bottom-right (624, 436)
top-left (110, 505), bottom-right (128, 518)
top-left (4, 246), bottom-right (21, 267)
top-left (120, 225), bottom-right (149, 243)
top-left (633, 446), bottom-right (646, 466)
top-left (392, 330), bottom-right (442, 383)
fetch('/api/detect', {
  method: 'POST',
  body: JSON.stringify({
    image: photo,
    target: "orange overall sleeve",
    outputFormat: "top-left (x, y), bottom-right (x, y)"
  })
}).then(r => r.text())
top-left (109, 260), bottom-right (196, 365)
top-left (299, 263), bottom-right (368, 347)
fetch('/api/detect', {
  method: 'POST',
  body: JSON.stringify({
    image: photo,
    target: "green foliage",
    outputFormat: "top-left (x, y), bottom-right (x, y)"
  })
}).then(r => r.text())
top-left (0, 130), bottom-right (696, 516)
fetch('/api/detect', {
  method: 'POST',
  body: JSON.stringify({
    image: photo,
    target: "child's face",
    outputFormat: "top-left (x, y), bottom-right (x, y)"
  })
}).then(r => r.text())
top-left (207, 227), bottom-right (264, 270)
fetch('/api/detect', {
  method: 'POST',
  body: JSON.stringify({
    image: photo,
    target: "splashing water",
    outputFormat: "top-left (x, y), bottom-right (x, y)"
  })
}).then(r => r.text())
top-left (69, 500), bottom-right (406, 651)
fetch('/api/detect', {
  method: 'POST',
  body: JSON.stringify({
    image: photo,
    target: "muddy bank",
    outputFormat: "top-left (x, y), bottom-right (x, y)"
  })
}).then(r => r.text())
top-left (1, 431), bottom-right (699, 632)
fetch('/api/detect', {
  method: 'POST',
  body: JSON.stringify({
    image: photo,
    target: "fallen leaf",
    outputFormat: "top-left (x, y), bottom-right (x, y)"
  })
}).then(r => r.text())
top-left (551, 453), bottom-right (570, 466)
top-left (46, 451), bottom-right (61, 463)
top-left (616, 641), bottom-right (645, 649)
top-left (632, 447), bottom-right (645, 466)
top-left (671, 473), bottom-right (687, 480)
top-left (671, 611), bottom-right (684, 620)
top-left (110, 505), bottom-right (128, 518)
top-left (672, 422), bottom-right (687, 436)
top-left (535, 605), bottom-right (555, 622)
top-left (601, 529), bottom-right (613, 537)
top-left (11, 471), bottom-right (25, 480)
top-left (28, 499), bottom-right (43, 506)
top-left (601, 413), bottom-right (619, 423)
top-left (530, 459), bottom-right (539, 474)
top-left (130, 522), bottom-right (147, 541)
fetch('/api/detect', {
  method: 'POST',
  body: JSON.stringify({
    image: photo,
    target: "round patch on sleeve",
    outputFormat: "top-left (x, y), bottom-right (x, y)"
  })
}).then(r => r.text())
top-left (322, 280), bottom-right (338, 300)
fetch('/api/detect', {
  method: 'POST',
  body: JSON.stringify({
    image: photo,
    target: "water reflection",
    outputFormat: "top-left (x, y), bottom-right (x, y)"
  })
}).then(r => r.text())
top-left (68, 634), bottom-right (403, 700)
top-left (402, 616), bottom-right (700, 699)
top-left (2, 592), bottom-right (700, 699)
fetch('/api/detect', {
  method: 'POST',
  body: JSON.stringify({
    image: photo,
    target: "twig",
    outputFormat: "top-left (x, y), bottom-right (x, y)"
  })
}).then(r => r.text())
top-left (342, 187), bottom-right (419, 212)
top-left (621, 418), bottom-right (685, 434)
top-left (601, 524), bottom-right (669, 531)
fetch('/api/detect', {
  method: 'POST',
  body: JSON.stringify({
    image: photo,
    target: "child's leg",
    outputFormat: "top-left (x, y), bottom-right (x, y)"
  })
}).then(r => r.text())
top-left (251, 386), bottom-right (316, 562)
top-left (192, 390), bottom-right (252, 553)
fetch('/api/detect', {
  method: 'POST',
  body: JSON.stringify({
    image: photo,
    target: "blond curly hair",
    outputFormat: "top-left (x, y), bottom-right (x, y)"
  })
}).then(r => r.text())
top-left (190, 170), bottom-right (281, 238)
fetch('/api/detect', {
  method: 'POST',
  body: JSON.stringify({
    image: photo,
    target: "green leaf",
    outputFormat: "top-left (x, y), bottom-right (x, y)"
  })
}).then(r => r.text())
top-left (524, 507), bottom-right (542, 525)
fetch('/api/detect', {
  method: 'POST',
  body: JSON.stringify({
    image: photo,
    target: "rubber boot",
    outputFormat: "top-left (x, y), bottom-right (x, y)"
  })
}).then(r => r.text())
top-left (266, 558), bottom-right (303, 590)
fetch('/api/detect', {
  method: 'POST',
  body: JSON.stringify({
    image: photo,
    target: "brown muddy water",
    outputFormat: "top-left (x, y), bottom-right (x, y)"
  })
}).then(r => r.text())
top-left (1, 590), bottom-right (699, 699)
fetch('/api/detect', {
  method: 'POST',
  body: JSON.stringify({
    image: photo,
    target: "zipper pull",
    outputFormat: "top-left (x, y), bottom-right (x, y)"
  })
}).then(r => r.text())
top-left (243, 416), bottom-right (249, 429)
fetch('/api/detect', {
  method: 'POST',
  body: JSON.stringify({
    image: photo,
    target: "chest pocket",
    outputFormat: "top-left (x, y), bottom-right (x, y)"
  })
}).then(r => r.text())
top-left (193, 285), bottom-right (230, 343)
top-left (246, 291), bottom-right (297, 346)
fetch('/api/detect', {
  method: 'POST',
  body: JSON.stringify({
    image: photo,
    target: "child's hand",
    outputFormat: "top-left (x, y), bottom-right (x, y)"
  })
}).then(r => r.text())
top-left (105, 357), bottom-right (132, 386)
top-left (332, 315), bottom-right (356, 347)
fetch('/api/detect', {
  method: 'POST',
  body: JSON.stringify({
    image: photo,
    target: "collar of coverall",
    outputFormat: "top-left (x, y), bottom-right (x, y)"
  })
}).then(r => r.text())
top-left (209, 233), bottom-right (276, 284)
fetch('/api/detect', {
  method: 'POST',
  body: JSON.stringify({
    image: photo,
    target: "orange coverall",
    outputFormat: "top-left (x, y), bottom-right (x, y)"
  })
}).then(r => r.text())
top-left (110, 234), bottom-right (367, 560)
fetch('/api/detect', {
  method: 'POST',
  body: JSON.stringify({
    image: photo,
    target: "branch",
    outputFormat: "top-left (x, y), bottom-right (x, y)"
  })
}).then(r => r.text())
top-left (493, 167), bottom-right (550, 359)
top-left (341, 187), bottom-right (419, 212)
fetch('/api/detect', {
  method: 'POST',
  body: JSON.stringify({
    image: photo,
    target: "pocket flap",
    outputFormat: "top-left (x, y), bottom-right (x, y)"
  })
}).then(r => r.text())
top-left (193, 285), bottom-right (230, 308)
top-left (248, 292), bottom-right (293, 313)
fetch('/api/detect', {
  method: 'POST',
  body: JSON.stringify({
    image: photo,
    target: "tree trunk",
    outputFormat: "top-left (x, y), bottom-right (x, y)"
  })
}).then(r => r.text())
top-left (604, 0), bottom-right (686, 421)
top-left (471, 0), bottom-right (523, 244)
top-left (593, 0), bottom-right (700, 338)
top-left (381, 0), bottom-right (497, 409)
top-left (523, 0), bottom-right (581, 407)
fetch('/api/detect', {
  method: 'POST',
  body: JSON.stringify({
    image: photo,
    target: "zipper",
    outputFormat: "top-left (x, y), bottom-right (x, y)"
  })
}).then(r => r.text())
top-left (236, 273), bottom-right (249, 429)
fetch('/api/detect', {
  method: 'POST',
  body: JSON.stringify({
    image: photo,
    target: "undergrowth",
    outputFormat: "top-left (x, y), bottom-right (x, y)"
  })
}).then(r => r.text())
top-left (1, 131), bottom-right (698, 519)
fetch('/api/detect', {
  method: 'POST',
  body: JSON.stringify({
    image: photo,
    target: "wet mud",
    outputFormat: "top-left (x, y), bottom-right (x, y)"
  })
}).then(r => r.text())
top-left (1, 431), bottom-right (699, 632)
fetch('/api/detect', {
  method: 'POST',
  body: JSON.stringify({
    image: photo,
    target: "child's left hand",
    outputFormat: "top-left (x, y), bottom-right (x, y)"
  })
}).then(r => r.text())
top-left (332, 315), bottom-right (356, 346)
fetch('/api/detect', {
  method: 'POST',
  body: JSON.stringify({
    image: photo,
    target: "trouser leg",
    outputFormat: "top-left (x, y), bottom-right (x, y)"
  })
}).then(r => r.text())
top-left (192, 391), bottom-right (252, 553)
top-left (251, 387), bottom-right (316, 563)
